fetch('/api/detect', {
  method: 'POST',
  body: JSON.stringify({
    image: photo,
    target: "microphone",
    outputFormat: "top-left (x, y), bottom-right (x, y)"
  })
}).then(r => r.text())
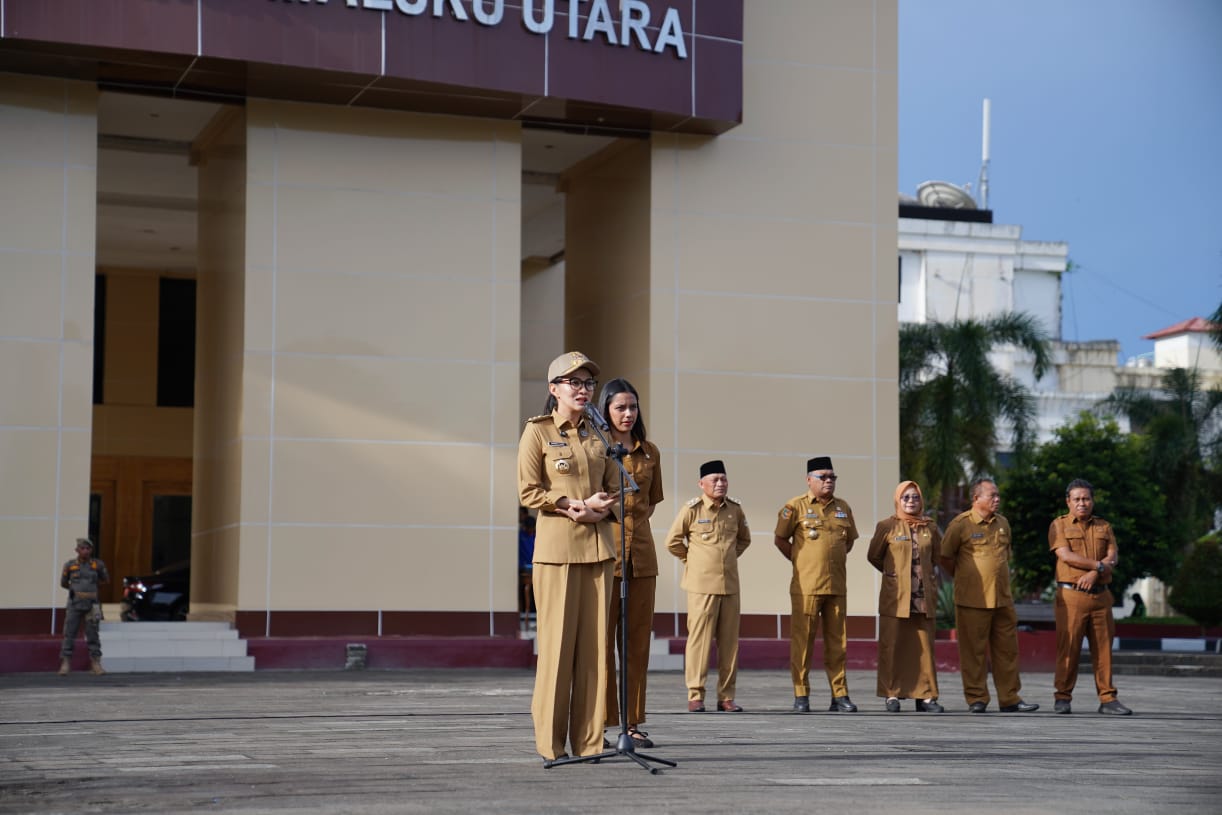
top-left (583, 402), bottom-right (610, 432)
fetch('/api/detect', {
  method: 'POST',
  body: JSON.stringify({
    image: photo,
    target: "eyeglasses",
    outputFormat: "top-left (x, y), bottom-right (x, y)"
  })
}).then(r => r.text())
top-left (812, 474), bottom-right (837, 481)
top-left (900, 495), bottom-right (921, 502)
top-left (554, 377), bottom-right (598, 391)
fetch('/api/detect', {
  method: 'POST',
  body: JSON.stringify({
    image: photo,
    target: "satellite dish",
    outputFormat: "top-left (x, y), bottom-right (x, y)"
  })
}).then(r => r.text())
top-left (916, 181), bottom-right (978, 209)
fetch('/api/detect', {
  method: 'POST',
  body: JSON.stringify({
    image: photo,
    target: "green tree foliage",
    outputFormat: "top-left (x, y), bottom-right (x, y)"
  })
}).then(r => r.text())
top-left (1103, 367), bottom-right (1222, 546)
top-left (899, 313), bottom-right (1052, 515)
top-left (1001, 414), bottom-right (1175, 597)
top-left (1169, 533), bottom-right (1222, 630)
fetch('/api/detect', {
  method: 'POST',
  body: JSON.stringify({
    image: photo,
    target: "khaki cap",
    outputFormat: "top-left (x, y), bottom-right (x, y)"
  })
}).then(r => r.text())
top-left (547, 351), bottom-right (600, 382)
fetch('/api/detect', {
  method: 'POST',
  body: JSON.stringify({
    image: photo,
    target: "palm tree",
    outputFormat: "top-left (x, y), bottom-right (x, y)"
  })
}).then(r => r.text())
top-left (1102, 366), bottom-right (1222, 544)
top-left (900, 313), bottom-right (1052, 516)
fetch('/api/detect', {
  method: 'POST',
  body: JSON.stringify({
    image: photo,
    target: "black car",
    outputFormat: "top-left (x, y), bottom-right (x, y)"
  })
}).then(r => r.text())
top-left (120, 561), bottom-right (191, 621)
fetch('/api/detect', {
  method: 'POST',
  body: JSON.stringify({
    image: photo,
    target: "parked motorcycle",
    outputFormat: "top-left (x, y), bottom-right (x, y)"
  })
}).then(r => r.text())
top-left (119, 561), bottom-right (190, 621)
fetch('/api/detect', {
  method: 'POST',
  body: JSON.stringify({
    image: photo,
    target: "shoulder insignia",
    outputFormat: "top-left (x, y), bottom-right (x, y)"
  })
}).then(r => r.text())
top-left (726, 496), bottom-right (742, 505)
top-left (686, 496), bottom-right (702, 507)
top-left (780, 507), bottom-right (793, 519)
top-left (524, 414), bottom-right (550, 425)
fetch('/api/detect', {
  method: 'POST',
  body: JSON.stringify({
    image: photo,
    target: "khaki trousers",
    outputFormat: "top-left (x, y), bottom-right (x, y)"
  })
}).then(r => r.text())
top-left (790, 594), bottom-right (848, 697)
top-left (684, 592), bottom-right (740, 702)
top-left (955, 604), bottom-right (1022, 707)
top-left (605, 574), bottom-right (656, 728)
top-left (1054, 586), bottom-right (1117, 703)
top-left (532, 560), bottom-right (612, 760)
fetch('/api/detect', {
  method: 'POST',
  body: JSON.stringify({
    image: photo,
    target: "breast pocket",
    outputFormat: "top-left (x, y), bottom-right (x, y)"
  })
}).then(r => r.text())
top-left (546, 448), bottom-right (576, 479)
top-left (1063, 532), bottom-right (1086, 556)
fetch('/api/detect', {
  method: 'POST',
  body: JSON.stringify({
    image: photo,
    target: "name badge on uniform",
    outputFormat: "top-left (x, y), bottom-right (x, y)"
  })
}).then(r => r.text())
top-left (835, 511), bottom-right (847, 519)
top-left (896, 535), bottom-right (910, 541)
top-left (697, 518), bottom-right (712, 524)
top-left (555, 459), bottom-right (570, 474)
top-left (970, 532), bottom-right (985, 539)
top-left (548, 441), bottom-right (567, 446)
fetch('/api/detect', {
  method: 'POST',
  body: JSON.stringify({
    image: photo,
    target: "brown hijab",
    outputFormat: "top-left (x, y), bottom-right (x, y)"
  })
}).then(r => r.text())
top-left (893, 480), bottom-right (931, 529)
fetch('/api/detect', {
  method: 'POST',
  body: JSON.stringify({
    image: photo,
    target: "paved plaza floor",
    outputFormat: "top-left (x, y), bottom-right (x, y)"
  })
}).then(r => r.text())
top-left (1, 668), bottom-right (1218, 814)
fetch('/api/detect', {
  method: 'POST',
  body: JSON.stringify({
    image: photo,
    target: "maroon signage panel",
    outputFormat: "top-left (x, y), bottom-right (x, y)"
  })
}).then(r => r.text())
top-left (0, 0), bottom-right (743, 134)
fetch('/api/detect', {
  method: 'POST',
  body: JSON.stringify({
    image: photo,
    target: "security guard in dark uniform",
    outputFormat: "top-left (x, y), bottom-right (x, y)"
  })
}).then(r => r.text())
top-left (59, 537), bottom-right (109, 675)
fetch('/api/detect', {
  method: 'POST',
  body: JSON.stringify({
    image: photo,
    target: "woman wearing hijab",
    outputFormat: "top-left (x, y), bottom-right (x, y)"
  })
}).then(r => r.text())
top-left (867, 481), bottom-right (944, 712)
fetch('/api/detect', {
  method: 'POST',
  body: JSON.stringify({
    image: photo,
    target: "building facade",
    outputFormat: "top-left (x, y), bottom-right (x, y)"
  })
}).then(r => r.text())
top-left (1, 1), bottom-right (900, 651)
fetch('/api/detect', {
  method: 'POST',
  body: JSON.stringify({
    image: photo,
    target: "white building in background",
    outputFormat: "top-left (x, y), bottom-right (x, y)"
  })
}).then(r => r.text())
top-left (898, 181), bottom-right (1222, 452)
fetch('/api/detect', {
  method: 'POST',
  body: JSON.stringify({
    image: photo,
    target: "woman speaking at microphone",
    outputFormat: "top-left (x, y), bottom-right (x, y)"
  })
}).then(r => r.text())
top-left (598, 378), bottom-right (664, 748)
top-left (518, 351), bottom-right (619, 762)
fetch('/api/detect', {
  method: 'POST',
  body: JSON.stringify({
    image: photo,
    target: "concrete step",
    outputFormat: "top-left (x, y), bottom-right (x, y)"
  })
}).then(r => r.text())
top-left (102, 656), bottom-right (255, 673)
top-left (101, 622), bottom-right (239, 640)
top-left (96, 622), bottom-right (253, 673)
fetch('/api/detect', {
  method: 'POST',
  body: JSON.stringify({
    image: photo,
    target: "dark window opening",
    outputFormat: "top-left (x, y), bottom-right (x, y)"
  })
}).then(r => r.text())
top-left (152, 495), bottom-right (193, 572)
top-left (157, 278), bottom-right (197, 407)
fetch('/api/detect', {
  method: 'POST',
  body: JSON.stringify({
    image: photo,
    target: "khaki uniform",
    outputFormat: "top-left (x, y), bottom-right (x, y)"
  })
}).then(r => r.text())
top-left (867, 517), bottom-right (940, 700)
top-left (518, 412), bottom-right (618, 760)
top-left (604, 439), bottom-right (664, 728)
top-left (666, 494), bottom-right (751, 702)
top-left (941, 509), bottom-right (1022, 707)
top-left (1049, 514), bottom-right (1118, 704)
top-left (60, 556), bottom-right (109, 660)
top-left (774, 494), bottom-right (858, 697)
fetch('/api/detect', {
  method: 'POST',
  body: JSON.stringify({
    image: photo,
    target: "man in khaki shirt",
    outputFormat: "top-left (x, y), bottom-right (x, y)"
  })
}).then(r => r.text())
top-left (666, 460), bottom-right (751, 713)
top-left (1049, 478), bottom-right (1132, 715)
top-left (774, 456), bottom-right (859, 713)
top-left (940, 478), bottom-right (1037, 713)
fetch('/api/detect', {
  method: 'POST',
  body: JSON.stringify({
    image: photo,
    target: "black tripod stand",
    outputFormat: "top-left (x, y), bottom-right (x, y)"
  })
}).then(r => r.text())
top-left (544, 420), bottom-right (676, 774)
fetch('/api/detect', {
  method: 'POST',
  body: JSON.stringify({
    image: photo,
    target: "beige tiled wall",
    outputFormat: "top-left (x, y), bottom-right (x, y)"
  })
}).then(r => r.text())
top-left (192, 107), bottom-right (248, 616)
top-left (563, 139), bottom-right (653, 401)
top-left (650, 0), bottom-right (899, 622)
top-left (235, 101), bottom-right (522, 620)
top-left (0, 75), bottom-right (98, 608)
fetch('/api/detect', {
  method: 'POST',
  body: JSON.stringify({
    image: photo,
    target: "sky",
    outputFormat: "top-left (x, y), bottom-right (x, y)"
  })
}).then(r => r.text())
top-left (898, 0), bottom-right (1222, 360)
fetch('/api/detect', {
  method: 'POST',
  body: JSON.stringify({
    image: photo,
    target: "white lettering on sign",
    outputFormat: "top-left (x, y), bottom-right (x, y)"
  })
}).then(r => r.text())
top-left (273, 0), bottom-right (689, 59)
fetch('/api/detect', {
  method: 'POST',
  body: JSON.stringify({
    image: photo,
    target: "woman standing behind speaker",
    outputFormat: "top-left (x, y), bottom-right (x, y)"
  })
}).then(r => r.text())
top-left (518, 351), bottom-right (619, 762)
top-left (599, 378), bottom-right (664, 748)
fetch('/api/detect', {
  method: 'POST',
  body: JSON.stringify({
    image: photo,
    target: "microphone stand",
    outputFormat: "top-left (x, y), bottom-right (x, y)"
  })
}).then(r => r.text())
top-left (544, 413), bottom-right (676, 775)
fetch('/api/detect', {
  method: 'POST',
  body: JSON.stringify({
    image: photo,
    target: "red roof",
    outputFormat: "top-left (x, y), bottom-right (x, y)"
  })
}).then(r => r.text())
top-left (1143, 316), bottom-right (1219, 340)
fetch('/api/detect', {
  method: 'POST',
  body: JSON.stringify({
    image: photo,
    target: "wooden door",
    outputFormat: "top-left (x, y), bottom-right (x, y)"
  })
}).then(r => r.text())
top-left (90, 456), bottom-right (192, 602)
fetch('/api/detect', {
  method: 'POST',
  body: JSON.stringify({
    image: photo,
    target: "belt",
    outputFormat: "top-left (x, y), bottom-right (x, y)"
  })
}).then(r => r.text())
top-left (1057, 582), bottom-right (1107, 596)
top-left (74, 591), bottom-right (97, 599)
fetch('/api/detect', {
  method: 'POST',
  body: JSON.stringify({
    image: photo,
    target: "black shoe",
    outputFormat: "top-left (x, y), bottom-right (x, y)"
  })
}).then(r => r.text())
top-left (793, 695), bottom-right (810, 713)
top-left (968, 701), bottom-right (987, 713)
top-left (1098, 700), bottom-right (1132, 715)
top-left (915, 699), bottom-right (944, 713)
top-left (829, 696), bottom-right (858, 712)
top-left (1054, 699), bottom-right (1072, 715)
top-left (628, 728), bottom-right (655, 748)
top-left (1000, 701), bottom-right (1039, 713)
top-left (885, 698), bottom-right (901, 713)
